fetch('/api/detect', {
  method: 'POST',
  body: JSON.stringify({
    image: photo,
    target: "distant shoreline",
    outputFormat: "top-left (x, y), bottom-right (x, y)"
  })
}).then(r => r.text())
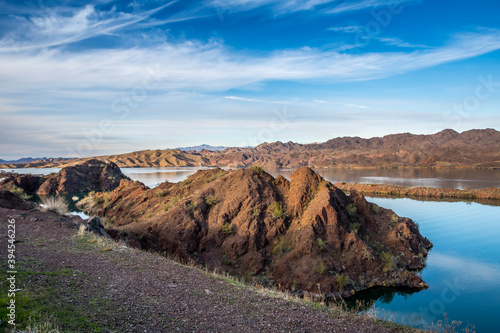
top-left (335, 182), bottom-right (500, 201)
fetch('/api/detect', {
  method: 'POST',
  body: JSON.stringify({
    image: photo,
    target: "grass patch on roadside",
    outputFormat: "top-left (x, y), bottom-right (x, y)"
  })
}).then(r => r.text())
top-left (0, 259), bottom-right (114, 333)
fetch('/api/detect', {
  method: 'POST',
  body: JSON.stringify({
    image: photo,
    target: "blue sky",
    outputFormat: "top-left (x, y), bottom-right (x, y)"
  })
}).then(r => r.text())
top-left (0, 0), bottom-right (499, 159)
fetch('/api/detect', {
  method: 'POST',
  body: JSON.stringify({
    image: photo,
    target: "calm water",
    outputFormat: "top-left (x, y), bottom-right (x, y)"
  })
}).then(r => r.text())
top-left (3, 166), bottom-right (500, 331)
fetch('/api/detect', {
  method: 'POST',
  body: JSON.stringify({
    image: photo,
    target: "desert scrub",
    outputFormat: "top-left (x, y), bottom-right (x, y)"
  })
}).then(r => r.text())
top-left (40, 196), bottom-right (69, 215)
top-left (336, 274), bottom-right (349, 292)
top-left (251, 165), bottom-right (264, 174)
top-left (221, 223), bottom-right (234, 236)
top-left (371, 203), bottom-right (381, 214)
top-left (252, 209), bottom-right (260, 218)
top-left (9, 185), bottom-right (31, 200)
top-left (205, 195), bottom-right (218, 206)
top-left (380, 252), bottom-right (397, 272)
top-left (269, 202), bottom-right (286, 219)
top-left (272, 235), bottom-right (291, 257)
top-left (205, 171), bottom-right (226, 183)
top-left (185, 201), bottom-right (198, 215)
top-left (350, 222), bottom-right (361, 234)
top-left (316, 262), bottom-right (329, 275)
top-left (346, 203), bottom-right (357, 217)
top-left (156, 188), bottom-right (169, 197)
top-left (316, 238), bottom-right (327, 251)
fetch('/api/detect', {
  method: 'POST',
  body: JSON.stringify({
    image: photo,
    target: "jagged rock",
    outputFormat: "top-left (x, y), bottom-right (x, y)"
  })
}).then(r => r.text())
top-left (78, 167), bottom-right (433, 298)
top-left (37, 159), bottom-right (129, 195)
top-left (0, 174), bottom-right (47, 193)
top-left (85, 216), bottom-right (111, 238)
top-left (0, 190), bottom-right (36, 210)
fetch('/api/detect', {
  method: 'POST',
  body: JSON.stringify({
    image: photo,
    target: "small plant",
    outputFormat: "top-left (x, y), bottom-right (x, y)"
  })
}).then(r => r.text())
top-left (182, 178), bottom-right (192, 185)
top-left (380, 251), bottom-right (396, 272)
top-left (371, 204), bottom-right (381, 214)
top-left (186, 201), bottom-right (198, 215)
top-left (77, 224), bottom-right (87, 236)
top-left (252, 208), bottom-right (260, 218)
top-left (40, 196), bottom-right (69, 215)
top-left (269, 201), bottom-right (285, 219)
top-left (272, 235), bottom-right (291, 257)
top-left (317, 262), bottom-right (329, 275)
top-left (316, 238), bottom-right (327, 251)
top-left (251, 165), bottom-right (264, 174)
top-left (205, 195), bottom-right (218, 206)
top-left (221, 223), bottom-right (234, 236)
top-left (350, 222), bottom-right (361, 234)
top-left (336, 274), bottom-right (349, 292)
top-left (10, 185), bottom-right (31, 200)
top-left (156, 189), bottom-right (168, 197)
top-left (205, 171), bottom-right (226, 183)
top-left (346, 203), bottom-right (357, 217)
top-left (146, 213), bottom-right (154, 219)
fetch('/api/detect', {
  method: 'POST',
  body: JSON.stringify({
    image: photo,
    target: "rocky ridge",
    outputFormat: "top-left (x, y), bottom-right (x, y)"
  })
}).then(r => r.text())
top-left (78, 166), bottom-right (433, 298)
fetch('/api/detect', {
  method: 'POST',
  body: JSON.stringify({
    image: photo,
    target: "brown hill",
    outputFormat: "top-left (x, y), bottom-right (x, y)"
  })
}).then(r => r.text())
top-left (3, 129), bottom-right (498, 169)
top-left (78, 167), bottom-right (432, 298)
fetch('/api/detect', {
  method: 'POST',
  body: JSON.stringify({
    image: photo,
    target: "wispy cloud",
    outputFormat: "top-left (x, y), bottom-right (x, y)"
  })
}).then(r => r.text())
top-left (376, 37), bottom-right (429, 48)
top-left (327, 25), bottom-right (363, 33)
top-left (209, 0), bottom-right (336, 15)
top-left (344, 103), bottom-right (370, 109)
top-left (326, 0), bottom-right (415, 14)
top-left (0, 2), bottom-right (190, 52)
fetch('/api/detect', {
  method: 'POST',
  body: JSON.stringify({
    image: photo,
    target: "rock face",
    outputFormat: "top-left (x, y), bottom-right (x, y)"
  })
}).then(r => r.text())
top-left (85, 216), bottom-right (111, 238)
top-left (37, 159), bottom-right (129, 195)
top-left (0, 190), bottom-right (36, 210)
top-left (0, 174), bottom-right (47, 194)
top-left (79, 167), bottom-right (432, 298)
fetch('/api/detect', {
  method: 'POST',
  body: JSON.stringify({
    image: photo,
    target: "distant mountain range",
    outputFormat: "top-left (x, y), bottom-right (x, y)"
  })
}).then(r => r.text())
top-left (0, 157), bottom-right (45, 164)
top-left (1, 129), bottom-right (499, 169)
top-left (174, 144), bottom-right (229, 152)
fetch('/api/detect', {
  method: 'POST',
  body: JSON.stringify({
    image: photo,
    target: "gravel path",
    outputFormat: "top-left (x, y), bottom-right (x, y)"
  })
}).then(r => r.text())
top-left (0, 207), bottom-right (422, 332)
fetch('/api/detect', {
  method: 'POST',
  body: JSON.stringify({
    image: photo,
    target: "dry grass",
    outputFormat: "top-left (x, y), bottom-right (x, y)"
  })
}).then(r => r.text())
top-left (39, 196), bottom-right (69, 215)
top-left (7, 318), bottom-right (61, 333)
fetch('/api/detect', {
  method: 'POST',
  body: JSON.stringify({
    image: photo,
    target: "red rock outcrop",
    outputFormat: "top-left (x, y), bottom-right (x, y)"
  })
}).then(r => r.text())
top-left (37, 159), bottom-right (129, 195)
top-left (78, 167), bottom-right (432, 298)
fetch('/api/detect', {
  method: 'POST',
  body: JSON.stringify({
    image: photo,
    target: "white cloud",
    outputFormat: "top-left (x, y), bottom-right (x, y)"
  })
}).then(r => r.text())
top-left (327, 25), bottom-right (363, 33)
top-left (326, 0), bottom-right (415, 14)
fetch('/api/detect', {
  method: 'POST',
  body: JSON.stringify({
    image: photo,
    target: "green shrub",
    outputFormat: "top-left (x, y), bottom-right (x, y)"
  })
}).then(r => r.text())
top-left (251, 165), bottom-right (264, 174)
top-left (205, 195), bottom-right (218, 206)
top-left (317, 262), bottom-right (329, 275)
top-left (350, 222), bottom-right (361, 234)
top-left (346, 203), bottom-right (357, 217)
top-left (381, 252), bottom-right (396, 272)
top-left (371, 204), bottom-right (381, 214)
top-left (316, 238), bottom-right (327, 251)
top-left (272, 235), bottom-right (291, 257)
top-left (269, 202), bottom-right (285, 219)
top-left (252, 209), bottom-right (260, 218)
top-left (205, 171), bottom-right (226, 183)
top-left (336, 274), bottom-right (349, 292)
top-left (156, 189), bottom-right (168, 197)
top-left (221, 223), bottom-right (234, 236)
top-left (10, 185), bottom-right (31, 199)
top-left (186, 201), bottom-right (197, 215)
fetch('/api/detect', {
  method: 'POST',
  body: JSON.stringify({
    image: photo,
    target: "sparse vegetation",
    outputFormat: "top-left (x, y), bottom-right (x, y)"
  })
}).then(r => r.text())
top-left (380, 252), bottom-right (396, 272)
top-left (205, 195), bottom-right (218, 206)
top-left (221, 222), bottom-right (234, 236)
top-left (205, 171), bottom-right (226, 183)
top-left (40, 196), bottom-right (69, 215)
top-left (185, 201), bottom-right (197, 215)
top-left (252, 208), bottom-right (260, 218)
top-left (251, 165), bottom-right (264, 174)
top-left (317, 262), bottom-right (329, 275)
top-left (9, 185), bottom-right (31, 200)
top-left (350, 222), bottom-right (361, 234)
top-left (346, 203), bottom-right (357, 217)
top-left (272, 235), bottom-right (291, 257)
top-left (336, 274), bottom-right (349, 293)
top-left (156, 189), bottom-right (169, 197)
top-left (371, 204), bottom-right (381, 214)
top-left (269, 201), bottom-right (286, 219)
top-left (316, 238), bottom-right (327, 251)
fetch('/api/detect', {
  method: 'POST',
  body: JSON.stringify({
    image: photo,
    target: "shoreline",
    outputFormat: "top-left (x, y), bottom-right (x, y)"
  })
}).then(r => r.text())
top-left (334, 182), bottom-right (500, 201)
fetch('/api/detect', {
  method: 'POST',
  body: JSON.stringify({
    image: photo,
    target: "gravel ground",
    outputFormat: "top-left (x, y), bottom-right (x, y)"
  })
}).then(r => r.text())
top-left (0, 207), bottom-right (422, 333)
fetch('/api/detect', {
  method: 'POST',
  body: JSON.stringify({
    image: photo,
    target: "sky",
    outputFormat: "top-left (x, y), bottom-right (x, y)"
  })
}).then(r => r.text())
top-left (0, 0), bottom-right (499, 159)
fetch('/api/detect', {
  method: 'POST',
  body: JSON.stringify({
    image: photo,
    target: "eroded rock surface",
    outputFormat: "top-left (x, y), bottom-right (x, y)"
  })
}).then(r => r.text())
top-left (78, 167), bottom-right (433, 298)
